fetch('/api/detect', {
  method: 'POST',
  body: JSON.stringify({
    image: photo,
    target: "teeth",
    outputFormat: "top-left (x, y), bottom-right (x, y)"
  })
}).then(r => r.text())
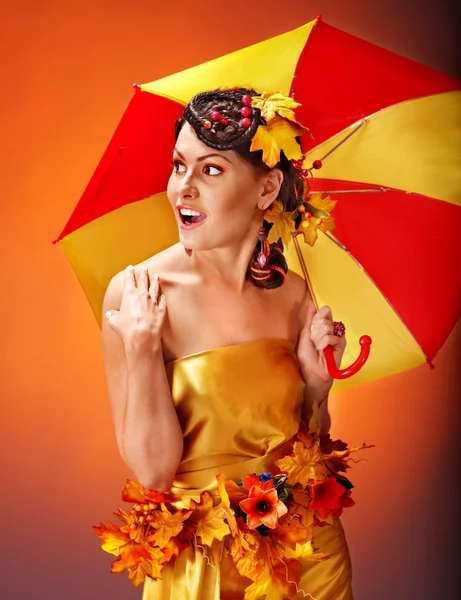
top-left (179, 208), bottom-right (203, 217)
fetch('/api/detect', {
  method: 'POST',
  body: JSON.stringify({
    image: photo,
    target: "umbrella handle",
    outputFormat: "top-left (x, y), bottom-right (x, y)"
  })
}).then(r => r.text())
top-left (323, 335), bottom-right (372, 379)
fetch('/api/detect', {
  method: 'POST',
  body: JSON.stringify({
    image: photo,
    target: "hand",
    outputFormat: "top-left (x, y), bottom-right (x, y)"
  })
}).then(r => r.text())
top-left (105, 265), bottom-right (166, 349)
top-left (297, 299), bottom-right (347, 401)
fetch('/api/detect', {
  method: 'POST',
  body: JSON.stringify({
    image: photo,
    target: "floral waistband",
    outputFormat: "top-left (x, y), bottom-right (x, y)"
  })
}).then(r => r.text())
top-left (94, 408), bottom-right (374, 600)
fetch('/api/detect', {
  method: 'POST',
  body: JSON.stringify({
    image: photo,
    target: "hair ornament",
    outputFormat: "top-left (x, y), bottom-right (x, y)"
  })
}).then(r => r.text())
top-left (265, 191), bottom-right (337, 249)
top-left (248, 92), bottom-right (311, 168)
top-left (251, 92), bottom-right (303, 123)
top-left (263, 200), bottom-right (296, 248)
top-left (295, 193), bottom-right (337, 246)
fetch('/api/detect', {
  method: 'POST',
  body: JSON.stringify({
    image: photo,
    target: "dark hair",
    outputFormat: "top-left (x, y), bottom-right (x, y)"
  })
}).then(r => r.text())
top-left (174, 88), bottom-right (305, 289)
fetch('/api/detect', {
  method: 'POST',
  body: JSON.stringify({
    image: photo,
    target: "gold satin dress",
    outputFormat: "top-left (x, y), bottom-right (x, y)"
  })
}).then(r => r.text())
top-left (142, 338), bottom-right (353, 600)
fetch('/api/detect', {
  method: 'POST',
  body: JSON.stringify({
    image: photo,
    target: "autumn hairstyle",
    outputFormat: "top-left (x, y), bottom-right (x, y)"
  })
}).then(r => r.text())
top-left (174, 87), bottom-right (305, 289)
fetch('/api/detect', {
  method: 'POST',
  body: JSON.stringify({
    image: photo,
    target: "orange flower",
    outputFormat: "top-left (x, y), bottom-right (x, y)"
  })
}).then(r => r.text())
top-left (309, 476), bottom-right (355, 519)
top-left (239, 485), bottom-right (287, 530)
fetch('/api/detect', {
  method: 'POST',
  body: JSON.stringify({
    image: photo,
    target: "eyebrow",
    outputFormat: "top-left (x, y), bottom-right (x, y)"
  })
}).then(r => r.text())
top-left (173, 148), bottom-right (233, 164)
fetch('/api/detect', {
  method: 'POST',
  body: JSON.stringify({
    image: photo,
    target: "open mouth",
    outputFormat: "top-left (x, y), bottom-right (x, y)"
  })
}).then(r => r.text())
top-left (178, 207), bottom-right (207, 227)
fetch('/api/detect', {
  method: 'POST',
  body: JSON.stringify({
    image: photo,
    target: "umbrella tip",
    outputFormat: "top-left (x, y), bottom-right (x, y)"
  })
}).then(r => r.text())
top-left (316, 14), bottom-right (322, 21)
top-left (132, 83), bottom-right (140, 90)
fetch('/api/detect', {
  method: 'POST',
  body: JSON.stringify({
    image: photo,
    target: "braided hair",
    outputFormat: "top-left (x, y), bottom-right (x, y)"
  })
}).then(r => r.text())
top-left (174, 87), bottom-right (305, 290)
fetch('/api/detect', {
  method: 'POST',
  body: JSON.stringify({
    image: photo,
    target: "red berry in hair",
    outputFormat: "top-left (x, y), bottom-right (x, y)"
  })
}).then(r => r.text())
top-left (240, 106), bottom-right (251, 117)
top-left (313, 160), bottom-right (323, 169)
top-left (241, 95), bottom-right (252, 105)
top-left (211, 111), bottom-right (222, 121)
top-left (305, 212), bottom-right (312, 218)
top-left (298, 205), bottom-right (306, 213)
top-left (232, 86), bottom-right (239, 91)
top-left (203, 120), bottom-right (212, 129)
top-left (241, 117), bottom-right (251, 128)
top-left (221, 118), bottom-right (228, 125)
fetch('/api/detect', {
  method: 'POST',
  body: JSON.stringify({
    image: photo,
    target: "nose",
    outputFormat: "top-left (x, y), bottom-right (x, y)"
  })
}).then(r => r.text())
top-left (178, 170), bottom-right (199, 201)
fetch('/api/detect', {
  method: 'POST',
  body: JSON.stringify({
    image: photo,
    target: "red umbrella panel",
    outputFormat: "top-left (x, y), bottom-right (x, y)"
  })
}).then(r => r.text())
top-left (55, 17), bottom-right (461, 391)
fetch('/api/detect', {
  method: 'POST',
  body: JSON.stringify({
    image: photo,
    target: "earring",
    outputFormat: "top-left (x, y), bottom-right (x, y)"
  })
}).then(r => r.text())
top-left (257, 227), bottom-right (269, 267)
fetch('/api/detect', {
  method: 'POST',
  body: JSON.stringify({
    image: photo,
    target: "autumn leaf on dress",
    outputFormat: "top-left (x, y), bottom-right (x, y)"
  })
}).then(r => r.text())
top-left (121, 478), bottom-right (168, 506)
top-left (216, 474), bottom-right (238, 535)
top-left (131, 555), bottom-right (161, 587)
top-left (250, 116), bottom-right (308, 168)
top-left (146, 504), bottom-right (193, 549)
top-left (158, 537), bottom-right (190, 565)
top-left (244, 557), bottom-right (303, 600)
top-left (93, 521), bottom-right (164, 587)
top-left (288, 488), bottom-right (315, 533)
top-left (189, 491), bottom-right (231, 546)
top-left (271, 517), bottom-right (311, 551)
top-left (93, 520), bottom-right (132, 556)
top-left (275, 441), bottom-right (329, 487)
top-left (264, 200), bottom-right (296, 247)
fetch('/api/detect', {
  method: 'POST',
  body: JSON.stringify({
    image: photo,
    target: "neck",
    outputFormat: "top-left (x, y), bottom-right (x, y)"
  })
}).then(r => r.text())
top-left (188, 224), bottom-right (261, 293)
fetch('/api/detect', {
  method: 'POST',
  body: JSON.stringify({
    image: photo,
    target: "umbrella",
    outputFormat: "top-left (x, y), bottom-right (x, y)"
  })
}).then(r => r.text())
top-left (54, 16), bottom-right (461, 392)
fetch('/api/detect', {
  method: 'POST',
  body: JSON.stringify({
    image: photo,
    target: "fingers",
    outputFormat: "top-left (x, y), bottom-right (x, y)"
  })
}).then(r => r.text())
top-left (149, 272), bottom-right (161, 301)
top-left (309, 304), bottom-right (346, 352)
top-left (104, 308), bottom-right (119, 332)
top-left (313, 333), bottom-right (346, 354)
top-left (304, 299), bottom-right (317, 331)
top-left (123, 265), bottom-right (136, 291)
top-left (137, 265), bottom-right (150, 290)
top-left (157, 293), bottom-right (166, 313)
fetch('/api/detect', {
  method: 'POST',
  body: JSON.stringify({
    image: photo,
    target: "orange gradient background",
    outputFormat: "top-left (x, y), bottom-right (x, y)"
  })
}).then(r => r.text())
top-left (1, 1), bottom-right (460, 599)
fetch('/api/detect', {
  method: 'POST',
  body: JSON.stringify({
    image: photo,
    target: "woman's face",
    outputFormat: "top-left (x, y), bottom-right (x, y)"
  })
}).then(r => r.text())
top-left (167, 122), bottom-right (272, 252)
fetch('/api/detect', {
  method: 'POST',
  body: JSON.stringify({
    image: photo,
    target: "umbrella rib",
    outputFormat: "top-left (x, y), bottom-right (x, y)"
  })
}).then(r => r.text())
top-left (317, 119), bottom-right (366, 163)
top-left (313, 188), bottom-right (392, 195)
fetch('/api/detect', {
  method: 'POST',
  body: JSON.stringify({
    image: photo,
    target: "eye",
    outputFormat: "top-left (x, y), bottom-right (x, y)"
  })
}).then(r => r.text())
top-left (203, 164), bottom-right (223, 176)
top-left (172, 160), bottom-right (186, 173)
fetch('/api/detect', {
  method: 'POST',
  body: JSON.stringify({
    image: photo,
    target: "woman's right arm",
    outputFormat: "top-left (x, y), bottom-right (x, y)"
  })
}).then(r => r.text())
top-left (101, 265), bottom-right (184, 492)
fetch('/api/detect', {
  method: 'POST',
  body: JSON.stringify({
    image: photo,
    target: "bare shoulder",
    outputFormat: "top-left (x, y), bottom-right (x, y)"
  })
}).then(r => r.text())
top-left (139, 243), bottom-right (186, 281)
top-left (102, 243), bottom-right (185, 314)
top-left (282, 269), bottom-right (311, 334)
top-left (284, 269), bottom-right (311, 305)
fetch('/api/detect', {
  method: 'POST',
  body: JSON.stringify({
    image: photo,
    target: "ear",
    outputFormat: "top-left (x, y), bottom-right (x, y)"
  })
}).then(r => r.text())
top-left (257, 168), bottom-right (284, 211)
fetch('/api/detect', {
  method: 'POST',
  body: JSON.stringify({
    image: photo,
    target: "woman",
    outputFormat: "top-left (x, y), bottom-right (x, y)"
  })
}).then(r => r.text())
top-left (102, 88), bottom-right (355, 599)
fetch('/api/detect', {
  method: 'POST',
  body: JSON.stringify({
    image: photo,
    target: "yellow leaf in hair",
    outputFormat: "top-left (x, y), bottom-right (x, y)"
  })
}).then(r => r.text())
top-left (251, 92), bottom-right (302, 123)
top-left (250, 116), bottom-right (307, 168)
top-left (298, 219), bottom-right (320, 247)
top-left (264, 199), bottom-right (296, 248)
top-left (309, 193), bottom-right (338, 215)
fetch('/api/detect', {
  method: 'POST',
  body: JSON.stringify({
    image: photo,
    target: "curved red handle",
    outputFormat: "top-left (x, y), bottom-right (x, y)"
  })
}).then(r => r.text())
top-left (323, 335), bottom-right (372, 379)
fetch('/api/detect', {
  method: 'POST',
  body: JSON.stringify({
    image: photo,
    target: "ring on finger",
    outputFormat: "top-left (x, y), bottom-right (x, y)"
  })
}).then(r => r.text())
top-left (333, 321), bottom-right (346, 337)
